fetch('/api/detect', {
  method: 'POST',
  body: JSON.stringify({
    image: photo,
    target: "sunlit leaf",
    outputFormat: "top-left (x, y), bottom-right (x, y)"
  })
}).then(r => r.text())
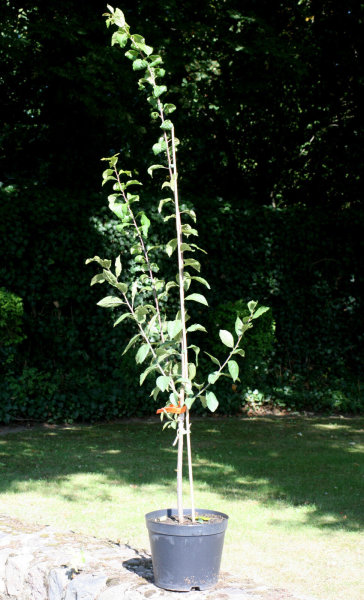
top-left (97, 296), bottom-right (124, 308)
top-left (90, 274), bottom-right (105, 286)
top-left (219, 329), bottom-right (234, 348)
top-left (156, 375), bottom-right (170, 392)
top-left (136, 343), bottom-right (150, 364)
top-left (228, 360), bottom-right (239, 382)
top-left (206, 391), bottom-right (219, 412)
top-left (187, 323), bottom-right (207, 333)
top-left (185, 293), bottom-right (208, 306)
top-left (252, 306), bottom-right (270, 319)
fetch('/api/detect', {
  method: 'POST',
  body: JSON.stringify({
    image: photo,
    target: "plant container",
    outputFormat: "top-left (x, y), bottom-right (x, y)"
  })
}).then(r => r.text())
top-left (145, 508), bottom-right (228, 591)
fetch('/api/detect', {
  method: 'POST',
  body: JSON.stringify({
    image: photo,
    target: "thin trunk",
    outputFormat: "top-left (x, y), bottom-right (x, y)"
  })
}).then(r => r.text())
top-left (186, 408), bottom-right (196, 521)
top-left (172, 126), bottom-right (190, 523)
top-left (176, 413), bottom-right (185, 523)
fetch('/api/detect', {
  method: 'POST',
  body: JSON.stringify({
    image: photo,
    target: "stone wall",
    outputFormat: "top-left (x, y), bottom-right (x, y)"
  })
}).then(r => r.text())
top-left (0, 515), bottom-right (313, 600)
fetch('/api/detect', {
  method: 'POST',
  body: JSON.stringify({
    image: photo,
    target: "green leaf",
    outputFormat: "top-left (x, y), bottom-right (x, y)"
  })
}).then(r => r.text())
top-left (180, 242), bottom-right (191, 251)
top-left (188, 363), bottom-right (196, 380)
top-left (149, 54), bottom-right (163, 62)
top-left (126, 192), bottom-right (140, 204)
top-left (113, 8), bottom-right (126, 27)
top-left (190, 243), bottom-right (207, 254)
top-left (183, 258), bottom-right (201, 272)
top-left (184, 394), bottom-right (194, 410)
top-left (136, 343), bottom-right (150, 364)
top-left (149, 55), bottom-right (163, 67)
top-left (206, 391), bottom-right (219, 412)
top-left (111, 32), bottom-right (128, 47)
top-left (252, 306), bottom-right (270, 319)
top-left (147, 95), bottom-right (158, 109)
top-left (108, 198), bottom-right (124, 220)
top-left (248, 300), bottom-right (258, 313)
top-left (115, 255), bottom-right (122, 278)
top-left (156, 376), bottom-right (170, 392)
top-left (147, 164), bottom-right (167, 178)
top-left (131, 33), bottom-right (145, 44)
top-left (188, 344), bottom-right (200, 366)
top-left (140, 213), bottom-right (151, 237)
top-left (133, 59), bottom-right (148, 71)
top-left (235, 316), bottom-right (243, 336)
top-left (102, 269), bottom-right (118, 286)
top-left (140, 44), bottom-right (153, 56)
top-left (153, 85), bottom-right (167, 98)
top-left (228, 360), bottom-right (239, 382)
top-left (122, 334), bottom-right (141, 355)
top-left (116, 282), bottom-right (128, 294)
top-left (181, 224), bottom-right (198, 237)
top-left (161, 180), bottom-right (173, 190)
top-left (183, 276), bottom-right (192, 291)
top-left (125, 49), bottom-right (139, 60)
top-left (219, 329), bottom-right (234, 348)
top-left (113, 312), bottom-right (132, 327)
top-left (152, 142), bottom-right (163, 155)
top-left (168, 319), bottom-right (182, 339)
top-left (171, 392), bottom-right (181, 406)
top-left (164, 103), bottom-right (177, 115)
top-left (233, 348), bottom-right (245, 358)
top-left (140, 364), bottom-right (157, 385)
top-left (102, 168), bottom-right (114, 179)
top-left (155, 68), bottom-right (166, 78)
top-left (208, 372), bottom-right (219, 384)
top-left (125, 179), bottom-right (142, 188)
top-left (97, 296), bottom-right (124, 308)
top-left (90, 274), bottom-right (105, 286)
top-left (191, 276), bottom-right (210, 289)
top-left (185, 293), bottom-right (208, 306)
top-left (158, 198), bottom-right (173, 213)
top-left (85, 256), bottom-right (112, 269)
top-left (151, 386), bottom-right (160, 401)
top-left (131, 280), bottom-right (138, 304)
top-left (204, 352), bottom-right (221, 366)
top-left (187, 323), bottom-right (207, 333)
top-left (160, 119), bottom-right (173, 131)
top-left (165, 280), bottom-right (179, 293)
top-left (181, 208), bottom-right (197, 222)
top-left (166, 239), bottom-right (178, 257)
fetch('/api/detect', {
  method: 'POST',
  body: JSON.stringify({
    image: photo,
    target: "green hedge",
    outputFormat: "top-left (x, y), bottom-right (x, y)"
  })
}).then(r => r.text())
top-left (0, 184), bottom-right (363, 423)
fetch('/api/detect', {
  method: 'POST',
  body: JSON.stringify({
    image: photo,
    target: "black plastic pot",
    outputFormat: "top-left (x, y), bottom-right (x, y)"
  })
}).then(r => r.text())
top-left (145, 508), bottom-right (228, 591)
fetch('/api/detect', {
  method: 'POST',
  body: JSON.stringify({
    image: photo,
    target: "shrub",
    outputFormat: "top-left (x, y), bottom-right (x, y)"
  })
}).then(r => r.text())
top-left (0, 288), bottom-right (26, 366)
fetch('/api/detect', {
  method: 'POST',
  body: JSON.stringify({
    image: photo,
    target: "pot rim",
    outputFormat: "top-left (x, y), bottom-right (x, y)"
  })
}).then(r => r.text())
top-left (145, 508), bottom-right (229, 537)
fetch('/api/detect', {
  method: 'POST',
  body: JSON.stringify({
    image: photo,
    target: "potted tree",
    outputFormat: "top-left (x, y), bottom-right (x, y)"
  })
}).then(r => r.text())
top-left (86, 5), bottom-right (269, 591)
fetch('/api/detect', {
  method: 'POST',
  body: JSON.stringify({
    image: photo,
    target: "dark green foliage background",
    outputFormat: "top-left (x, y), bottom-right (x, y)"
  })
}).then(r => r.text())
top-left (0, 0), bottom-right (363, 422)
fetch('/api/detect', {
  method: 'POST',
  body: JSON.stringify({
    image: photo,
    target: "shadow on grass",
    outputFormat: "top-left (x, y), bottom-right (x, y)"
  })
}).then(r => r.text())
top-left (0, 416), bottom-right (363, 532)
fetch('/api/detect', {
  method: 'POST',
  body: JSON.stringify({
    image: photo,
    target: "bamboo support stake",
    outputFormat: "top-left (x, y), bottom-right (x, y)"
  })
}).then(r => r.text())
top-left (186, 408), bottom-right (196, 521)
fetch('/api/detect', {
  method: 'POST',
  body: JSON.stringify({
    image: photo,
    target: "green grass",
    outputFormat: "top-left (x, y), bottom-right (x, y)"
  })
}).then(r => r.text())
top-left (0, 416), bottom-right (363, 600)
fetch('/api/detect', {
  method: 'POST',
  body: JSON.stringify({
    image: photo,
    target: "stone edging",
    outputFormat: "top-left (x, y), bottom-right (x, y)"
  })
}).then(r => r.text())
top-left (0, 515), bottom-right (318, 600)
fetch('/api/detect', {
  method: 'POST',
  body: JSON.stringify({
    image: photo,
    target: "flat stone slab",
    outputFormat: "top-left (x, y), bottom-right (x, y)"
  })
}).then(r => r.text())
top-left (0, 515), bottom-right (316, 600)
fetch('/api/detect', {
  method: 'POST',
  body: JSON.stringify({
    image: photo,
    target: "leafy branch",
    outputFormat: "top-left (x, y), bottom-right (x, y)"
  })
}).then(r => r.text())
top-left (86, 5), bottom-right (271, 523)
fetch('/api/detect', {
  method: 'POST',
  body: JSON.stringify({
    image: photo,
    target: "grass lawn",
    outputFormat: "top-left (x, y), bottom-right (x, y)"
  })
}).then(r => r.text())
top-left (0, 415), bottom-right (363, 600)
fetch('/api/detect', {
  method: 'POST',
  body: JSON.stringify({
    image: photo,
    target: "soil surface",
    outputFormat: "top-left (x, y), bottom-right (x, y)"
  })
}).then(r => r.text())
top-left (153, 513), bottom-right (225, 526)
